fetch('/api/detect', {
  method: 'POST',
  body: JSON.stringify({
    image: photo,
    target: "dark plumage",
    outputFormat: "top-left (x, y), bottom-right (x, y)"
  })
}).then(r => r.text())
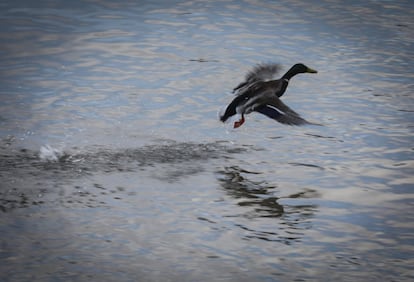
top-left (220, 63), bottom-right (318, 128)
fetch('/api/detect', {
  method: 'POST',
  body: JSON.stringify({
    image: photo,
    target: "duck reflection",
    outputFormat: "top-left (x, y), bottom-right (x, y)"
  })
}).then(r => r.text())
top-left (217, 166), bottom-right (318, 217)
top-left (218, 167), bottom-right (284, 217)
top-left (216, 166), bottom-right (284, 218)
top-left (216, 166), bottom-right (319, 243)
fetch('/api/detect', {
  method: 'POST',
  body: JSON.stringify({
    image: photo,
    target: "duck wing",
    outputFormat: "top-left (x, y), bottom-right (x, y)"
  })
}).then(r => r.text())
top-left (256, 97), bottom-right (312, 126)
top-left (220, 92), bottom-right (250, 122)
top-left (233, 63), bottom-right (281, 94)
top-left (220, 81), bottom-right (269, 122)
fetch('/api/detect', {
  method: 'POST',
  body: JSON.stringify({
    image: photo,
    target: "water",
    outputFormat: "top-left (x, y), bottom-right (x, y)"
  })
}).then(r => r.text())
top-left (1, 0), bottom-right (413, 281)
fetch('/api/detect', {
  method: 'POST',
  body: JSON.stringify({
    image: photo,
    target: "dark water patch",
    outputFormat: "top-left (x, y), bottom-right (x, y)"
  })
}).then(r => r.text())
top-left (188, 58), bottom-right (219, 63)
top-left (398, 108), bottom-right (414, 113)
top-left (282, 188), bottom-right (321, 199)
top-left (1, 140), bottom-right (247, 176)
top-left (304, 133), bottom-right (343, 142)
top-left (0, 140), bottom-right (247, 211)
top-left (288, 162), bottom-right (325, 170)
top-left (197, 216), bottom-right (217, 224)
top-left (268, 136), bottom-right (283, 140)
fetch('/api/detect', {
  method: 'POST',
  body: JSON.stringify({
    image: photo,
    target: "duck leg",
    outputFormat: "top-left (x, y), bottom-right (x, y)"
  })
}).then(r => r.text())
top-left (233, 115), bottom-right (245, 128)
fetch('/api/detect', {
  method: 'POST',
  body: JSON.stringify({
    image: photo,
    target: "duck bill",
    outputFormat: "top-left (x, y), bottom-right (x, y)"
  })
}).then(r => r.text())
top-left (307, 67), bottom-right (318, 73)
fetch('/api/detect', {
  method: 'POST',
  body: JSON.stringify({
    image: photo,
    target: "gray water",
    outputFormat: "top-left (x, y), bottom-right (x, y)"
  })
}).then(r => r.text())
top-left (1, 0), bottom-right (413, 281)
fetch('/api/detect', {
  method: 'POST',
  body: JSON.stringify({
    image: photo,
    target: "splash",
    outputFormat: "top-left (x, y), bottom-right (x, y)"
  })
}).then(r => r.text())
top-left (39, 145), bottom-right (65, 162)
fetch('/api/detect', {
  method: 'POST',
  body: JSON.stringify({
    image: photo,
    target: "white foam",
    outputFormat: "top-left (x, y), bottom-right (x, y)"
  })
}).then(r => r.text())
top-left (39, 145), bottom-right (65, 162)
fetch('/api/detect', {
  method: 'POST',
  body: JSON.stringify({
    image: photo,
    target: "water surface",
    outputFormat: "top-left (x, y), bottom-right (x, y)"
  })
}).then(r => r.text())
top-left (1, 0), bottom-right (413, 281)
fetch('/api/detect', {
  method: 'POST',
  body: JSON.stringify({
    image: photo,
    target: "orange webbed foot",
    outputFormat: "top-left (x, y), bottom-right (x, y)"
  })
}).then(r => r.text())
top-left (233, 116), bottom-right (245, 128)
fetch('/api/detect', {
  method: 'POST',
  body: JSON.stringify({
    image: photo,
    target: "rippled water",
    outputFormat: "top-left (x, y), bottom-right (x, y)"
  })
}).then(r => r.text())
top-left (1, 0), bottom-right (413, 281)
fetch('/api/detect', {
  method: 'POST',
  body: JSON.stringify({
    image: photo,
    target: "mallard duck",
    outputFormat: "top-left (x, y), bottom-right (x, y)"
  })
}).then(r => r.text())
top-left (220, 63), bottom-right (318, 128)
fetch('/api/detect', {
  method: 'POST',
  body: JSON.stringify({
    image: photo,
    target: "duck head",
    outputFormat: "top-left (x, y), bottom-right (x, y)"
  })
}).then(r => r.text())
top-left (282, 63), bottom-right (317, 80)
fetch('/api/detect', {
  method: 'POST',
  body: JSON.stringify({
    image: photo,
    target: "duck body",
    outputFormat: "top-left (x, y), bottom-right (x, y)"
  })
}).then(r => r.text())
top-left (220, 63), bottom-right (317, 128)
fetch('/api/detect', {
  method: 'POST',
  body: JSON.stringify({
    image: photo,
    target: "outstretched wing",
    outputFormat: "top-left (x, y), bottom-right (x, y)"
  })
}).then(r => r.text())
top-left (233, 63), bottom-right (281, 94)
top-left (256, 97), bottom-right (312, 126)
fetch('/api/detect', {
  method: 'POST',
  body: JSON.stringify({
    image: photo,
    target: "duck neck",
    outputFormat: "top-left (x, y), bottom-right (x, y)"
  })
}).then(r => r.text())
top-left (281, 68), bottom-right (299, 81)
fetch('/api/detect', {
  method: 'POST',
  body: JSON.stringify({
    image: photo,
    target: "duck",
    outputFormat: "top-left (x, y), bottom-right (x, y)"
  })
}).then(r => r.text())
top-left (220, 63), bottom-right (318, 128)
